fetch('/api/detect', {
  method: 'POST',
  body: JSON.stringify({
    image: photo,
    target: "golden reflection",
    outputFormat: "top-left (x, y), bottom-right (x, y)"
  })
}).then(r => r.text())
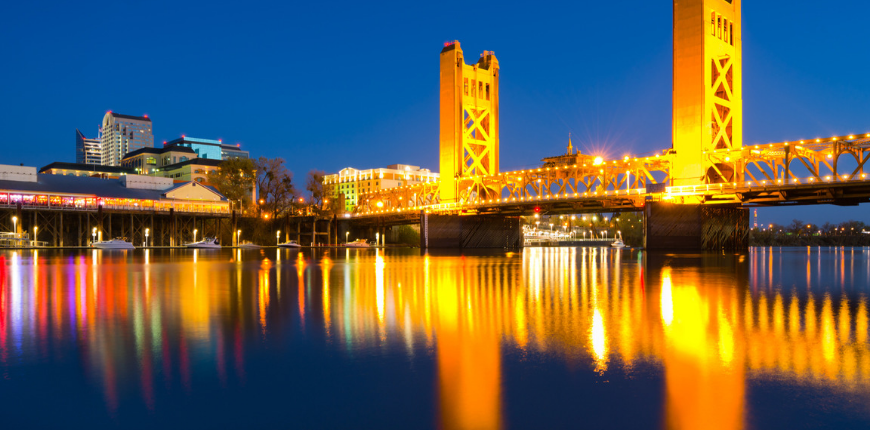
top-left (2, 246), bottom-right (869, 426)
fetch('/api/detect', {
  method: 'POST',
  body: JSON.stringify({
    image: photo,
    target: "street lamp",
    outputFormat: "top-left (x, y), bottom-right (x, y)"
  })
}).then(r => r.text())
top-left (33, 226), bottom-right (38, 244)
top-left (11, 216), bottom-right (17, 236)
top-left (345, 231), bottom-right (350, 243)
top-left (193, 228), bottom-right (198, 243)
top-left (276, 230), bottom-right (281, 245)
top-left (92, 227), bottom-right (97, 244)
top-left (237, 229), bottom-right (242, 246)
top-left (145, 228), bottom-right (150, 247)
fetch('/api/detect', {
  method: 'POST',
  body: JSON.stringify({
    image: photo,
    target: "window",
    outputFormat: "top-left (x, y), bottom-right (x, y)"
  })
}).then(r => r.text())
top-left (729, 23), bottom-right (734, 45)
top-left (464, 78), bottom-right (469, 95)
top-left (485, 83), bottom-right (490, 101)
top-left (471, 80), bottom-right (476, 97)
top-left (478, 81), bottom-right (483, 98)
top-left (711, 12), bottom-right (716, 36)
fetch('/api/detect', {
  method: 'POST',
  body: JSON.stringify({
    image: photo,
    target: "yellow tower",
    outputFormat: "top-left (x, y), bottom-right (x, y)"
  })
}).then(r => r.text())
top-left (672, 0), bottom-right (742, 185)
top-left (439, 41), bottom-right (499, 203)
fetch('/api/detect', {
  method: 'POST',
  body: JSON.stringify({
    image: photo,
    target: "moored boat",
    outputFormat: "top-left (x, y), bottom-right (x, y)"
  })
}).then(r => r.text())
top-left (611, 238), bottom-right (626, 248)
top-left (92, 238), bottom-right (135, 250)
top-left (239, 242), bottom-right (262, 249)
top-left (278, 240), bottom-right (302, 248)
top-left (186, 237), bottom-right (221, 249)
top-left (344, 239), bottom-right (371, 248)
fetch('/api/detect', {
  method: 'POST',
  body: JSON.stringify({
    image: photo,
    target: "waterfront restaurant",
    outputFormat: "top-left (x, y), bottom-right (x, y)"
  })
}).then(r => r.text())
top-left (0, 164), bottom-right (229, 215)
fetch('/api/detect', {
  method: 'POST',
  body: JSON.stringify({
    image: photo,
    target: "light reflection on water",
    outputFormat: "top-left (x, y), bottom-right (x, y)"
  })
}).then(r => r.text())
top-left (0, 247), bottom-right (869, 428)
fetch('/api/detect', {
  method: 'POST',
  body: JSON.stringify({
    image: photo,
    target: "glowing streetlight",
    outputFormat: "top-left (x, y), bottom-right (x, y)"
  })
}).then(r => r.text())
top-left (145, 228), bottom-right (150, 247)
top-left (376, 201), bottom-right (384, 208)
top-left (345, 231), bottom-right (350, 243)
top-left (33, 226), bottom-right (38, 243)
top-left (11, 216), bottom-right (17, 236)
top-left (237, 229), bottom-right (241, 246)
top-left (276, 230), bottom-right (281, 245)
top-left (92, 227), bottom-right (97, 244)
top-left (193, 229), bottom-right (198, 243)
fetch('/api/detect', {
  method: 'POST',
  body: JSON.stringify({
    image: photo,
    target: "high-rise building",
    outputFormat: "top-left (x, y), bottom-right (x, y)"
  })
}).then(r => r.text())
top-left (101, 112), bottom-right (154, 166)
top-left (75, 129), bottom-right (102, 165)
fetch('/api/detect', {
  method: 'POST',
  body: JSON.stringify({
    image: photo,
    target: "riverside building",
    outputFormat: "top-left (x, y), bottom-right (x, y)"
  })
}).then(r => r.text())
top-left (323, 164), bottom-right (438, 213)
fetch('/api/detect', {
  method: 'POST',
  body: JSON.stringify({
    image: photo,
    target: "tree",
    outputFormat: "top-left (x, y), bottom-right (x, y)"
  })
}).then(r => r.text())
top-left (207, 158), bottom-right (256, 213)
top-left (255, 157), bottom-right (297, 218)
top-left (306, 170), bottom-right (342, 216)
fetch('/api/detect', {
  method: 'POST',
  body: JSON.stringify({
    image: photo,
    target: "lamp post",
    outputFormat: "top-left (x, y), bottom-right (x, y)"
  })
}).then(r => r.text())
top-left (92, 227), bottom-right (97, 245)
top-left (237, 229), bottom-right (241, 247)
top-left (145, 228), bottom-right (150, 247)
top-left (276, 230), bottom-right (281, 245)
top-left (193, 228), bottom-right (198, 244)
top-left (33, 226), bottom-right (38, 245)
top-left (345, 231), bottom-right (350, 244)
top-left (11, 216), bottom-right (17, 237)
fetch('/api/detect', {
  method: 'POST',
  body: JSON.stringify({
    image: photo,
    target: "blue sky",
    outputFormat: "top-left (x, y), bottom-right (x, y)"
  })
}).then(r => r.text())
top-left (1, 0), bottom-right (868, 225)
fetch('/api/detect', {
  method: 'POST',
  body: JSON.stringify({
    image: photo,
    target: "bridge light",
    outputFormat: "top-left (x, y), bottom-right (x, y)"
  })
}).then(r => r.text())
top-left (534, 206), bottom-right (541, 213)
top-left (593, 157), bottom-right (604, 166)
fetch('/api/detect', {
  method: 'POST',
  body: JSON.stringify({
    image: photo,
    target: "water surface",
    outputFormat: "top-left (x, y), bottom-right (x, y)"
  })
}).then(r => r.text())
top-left (1, 247), bottom-right (869, 429)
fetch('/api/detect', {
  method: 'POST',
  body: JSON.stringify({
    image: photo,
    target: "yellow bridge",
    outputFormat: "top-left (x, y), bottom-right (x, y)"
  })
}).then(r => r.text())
top-left (343, 0), bottom-right (870, 250)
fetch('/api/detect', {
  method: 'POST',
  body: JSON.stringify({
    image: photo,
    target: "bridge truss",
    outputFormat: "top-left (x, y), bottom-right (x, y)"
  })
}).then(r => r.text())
top-left (354, 133), bottom-right (870, 219)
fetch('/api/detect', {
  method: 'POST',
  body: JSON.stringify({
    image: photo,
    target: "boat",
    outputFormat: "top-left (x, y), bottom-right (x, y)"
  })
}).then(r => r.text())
top-left (278, 240), bottom-right (302, 248)
top-left (344, 239), bottom-right (371, 248)
top-left (239, 242), bottom-right (262, 249)
top-left (611, 238), bottom-right (626, 248)
top-left (186, 237), bottom-right (221, 249)
top-left (92, 238), bottom-right (135, 250)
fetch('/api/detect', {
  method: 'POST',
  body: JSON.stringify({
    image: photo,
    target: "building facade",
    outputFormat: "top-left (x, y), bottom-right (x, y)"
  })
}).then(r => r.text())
top-left (121, 146), bottom-right (197, 175)
top-left (101, 112), bottom-right (154, 167)
top-left (75, 129), bottom-right (102, 165)
top-left (323, 164), bottom-right (439, 212)
top-left (163, 136), bottom-right (249, 161)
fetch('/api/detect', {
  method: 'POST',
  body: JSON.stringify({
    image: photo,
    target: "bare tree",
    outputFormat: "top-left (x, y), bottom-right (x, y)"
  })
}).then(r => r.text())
top-left (255, 157), bottom-right (297, 218)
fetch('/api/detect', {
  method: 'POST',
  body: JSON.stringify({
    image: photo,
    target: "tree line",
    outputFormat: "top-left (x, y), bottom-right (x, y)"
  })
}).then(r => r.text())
top-left (751, 219), bottom-right (870, 246)
top-left (205, 157), bottom-right (342, 218)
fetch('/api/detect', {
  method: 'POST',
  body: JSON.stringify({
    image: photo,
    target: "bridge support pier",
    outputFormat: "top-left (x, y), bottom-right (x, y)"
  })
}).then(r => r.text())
top-left (644, 202), bottom-right (749, 251)
top-left (420, 214), bottom-right (521, 249)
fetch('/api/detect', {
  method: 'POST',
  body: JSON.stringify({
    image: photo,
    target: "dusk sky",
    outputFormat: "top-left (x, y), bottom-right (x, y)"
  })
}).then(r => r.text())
top-left (1, 0), bottom-right (868, 225)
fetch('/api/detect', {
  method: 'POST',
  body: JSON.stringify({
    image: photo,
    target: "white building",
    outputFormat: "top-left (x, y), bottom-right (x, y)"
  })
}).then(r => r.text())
top-left (101, 111), bottom-right (154, 166)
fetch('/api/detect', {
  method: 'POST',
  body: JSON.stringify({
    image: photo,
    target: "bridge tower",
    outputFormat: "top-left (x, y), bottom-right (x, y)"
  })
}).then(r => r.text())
top-left (439, 41), bottom-right (499, 203)
top-left (672, 0), bottom-right (742, 185)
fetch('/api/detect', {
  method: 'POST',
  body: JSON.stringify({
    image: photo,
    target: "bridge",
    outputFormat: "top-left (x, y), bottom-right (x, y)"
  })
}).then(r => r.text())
top-left (340, 0), bottom-right (870, 250)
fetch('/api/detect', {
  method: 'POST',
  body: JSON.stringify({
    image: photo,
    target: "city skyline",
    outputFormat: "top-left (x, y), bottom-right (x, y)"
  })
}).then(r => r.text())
top-left (1, 1), bottom-right (868, 224)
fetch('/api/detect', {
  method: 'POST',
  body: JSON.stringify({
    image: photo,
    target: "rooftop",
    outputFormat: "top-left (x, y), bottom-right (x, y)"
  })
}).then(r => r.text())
top-left (39, 162), bottom-right (135, 175)
top-left (108, 112), bottom-right (151, 122)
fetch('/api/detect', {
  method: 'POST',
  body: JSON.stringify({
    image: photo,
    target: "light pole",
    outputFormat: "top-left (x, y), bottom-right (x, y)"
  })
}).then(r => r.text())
top-left (193, 228), bottom-right (198, 244)
top-left (145, 228), bottom-right (150, 247)
top-left (345, 231), bottom-right (350, 244)
top-left (92, 227), bottom-right (97, 245)
top-left (33, 226), bottom-right (38, 245)
top-left (12, 216), bottom-right (17, 237)
top-left (237, 229), bottom-right (241, 247)
top-left (276, 230), bottom-right (281, 245)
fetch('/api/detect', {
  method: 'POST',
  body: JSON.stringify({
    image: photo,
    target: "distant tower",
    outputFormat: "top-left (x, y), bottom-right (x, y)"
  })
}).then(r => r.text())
top-left (672, 0), bottom-right (742, 185)
top-left (567, 133), bottom-right (574, 155)
top-left (439, 41), bottom-right (499, 203)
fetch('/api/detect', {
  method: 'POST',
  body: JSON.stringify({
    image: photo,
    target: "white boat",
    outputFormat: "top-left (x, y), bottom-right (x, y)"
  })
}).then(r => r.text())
top-left (611, 238), bottom-right (626, 248)
top-left (278, 240), bottom-right (302, 248)
top-left (92, 238), bottom-right (135, 250)
top-left (344, 239), bottom-right (371, 248)
top-left (186, 237), bottom-right (221, 249)
top-left (239, 242), bottom-right (262, 249)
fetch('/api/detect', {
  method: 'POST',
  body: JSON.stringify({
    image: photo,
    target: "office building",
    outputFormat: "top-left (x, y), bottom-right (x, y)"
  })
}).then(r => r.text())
top-left (101, 112), bottom-right (153, 167)
top-left (75, 129), bottom-right (102, 165)
top-left (121, 146), bottom-right (197, 175)
top-left (323, 164), bottom-right (439, 212)
top-left (163, 136), bottom-right (249, 160)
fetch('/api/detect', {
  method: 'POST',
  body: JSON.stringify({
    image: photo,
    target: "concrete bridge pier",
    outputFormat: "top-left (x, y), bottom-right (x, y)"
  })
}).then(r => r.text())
top-left (643, 202), bottom-right (749, 251)
top-left (420, 213), bottom-right (522, 249)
